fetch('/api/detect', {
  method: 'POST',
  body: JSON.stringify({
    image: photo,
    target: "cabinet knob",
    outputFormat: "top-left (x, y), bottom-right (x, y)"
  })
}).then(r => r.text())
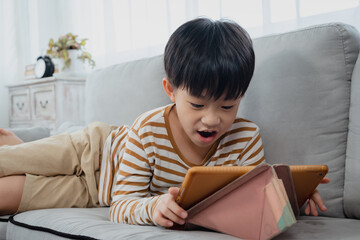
top-left (39, 100), bottom-right (49, 109)
top-left (16, 102), bottom-right (24, 110)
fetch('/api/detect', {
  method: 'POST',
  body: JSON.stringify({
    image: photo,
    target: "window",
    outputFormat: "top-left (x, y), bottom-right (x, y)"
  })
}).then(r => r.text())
top-left (300, 0), bottom-right (359, 17)
top-left (222, 0), bottom-right (263, 28)
top-left (270, 0), bottom-right (296, 23)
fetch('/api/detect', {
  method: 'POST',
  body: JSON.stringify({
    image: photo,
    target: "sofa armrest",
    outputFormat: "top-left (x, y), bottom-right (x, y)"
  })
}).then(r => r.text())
top-left (345, 50), bottom-right (360, 219)
top-left (7, 127), bottom-right (50, 142)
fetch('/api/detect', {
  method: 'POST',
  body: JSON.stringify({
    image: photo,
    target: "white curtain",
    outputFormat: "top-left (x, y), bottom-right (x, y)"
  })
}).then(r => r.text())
top-left (0, 0), bottom-right (359, 127)
top-left (0, 0), bottom-right (30, 127)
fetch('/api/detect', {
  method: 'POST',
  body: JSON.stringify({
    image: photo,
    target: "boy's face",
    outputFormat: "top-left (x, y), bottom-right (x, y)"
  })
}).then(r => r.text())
top-left (163, 79), bottom-right (241, 149)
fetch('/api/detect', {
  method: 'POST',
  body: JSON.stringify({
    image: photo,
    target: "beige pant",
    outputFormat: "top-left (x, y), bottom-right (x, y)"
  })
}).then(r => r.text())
top-left (0, 122), bottom-right (117, 213)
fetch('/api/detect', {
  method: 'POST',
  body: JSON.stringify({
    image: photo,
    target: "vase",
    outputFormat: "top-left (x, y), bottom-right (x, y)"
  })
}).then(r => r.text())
top-left (53, 50), bottom-right (89, 77)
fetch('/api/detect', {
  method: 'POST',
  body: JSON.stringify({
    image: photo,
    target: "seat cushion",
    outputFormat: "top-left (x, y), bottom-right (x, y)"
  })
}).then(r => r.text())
top-left (7, 208), bottom-right (238, 240)
top-left (0, 217), bottom-right (8, 240)
top-left (276, 216), bottom-right (360, 240)
top-left (7, 208), bottom-right (360, 240)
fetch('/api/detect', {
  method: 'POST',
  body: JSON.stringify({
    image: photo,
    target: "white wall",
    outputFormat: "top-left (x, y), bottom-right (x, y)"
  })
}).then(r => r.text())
top-left (0, 0), bottom-right (24, 128)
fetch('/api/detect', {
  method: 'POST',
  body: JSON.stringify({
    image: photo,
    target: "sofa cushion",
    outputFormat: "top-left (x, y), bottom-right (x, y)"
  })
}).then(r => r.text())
top-left (276, 216), bottom-right (360, 239)
top-left (238, 23), bottom-right (360, 218)
top-left (345, 51), bottom-right (360, 219)
top-left (0, 217), bottom-right (8, 240)
top-left (7, 208), bottom-right (238, 240)
top-left (85, 55), bottom-right (171, 127)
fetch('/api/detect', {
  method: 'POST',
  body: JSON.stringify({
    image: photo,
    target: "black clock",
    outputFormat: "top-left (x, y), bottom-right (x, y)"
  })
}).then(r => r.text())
top-left (34, 56), bottom-right (54, 78)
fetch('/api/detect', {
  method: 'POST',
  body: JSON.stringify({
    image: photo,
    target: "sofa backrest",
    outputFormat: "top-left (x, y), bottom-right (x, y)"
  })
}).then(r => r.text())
top-left (238, 23), bottom-right (360, 218)
top-left (85, 55), bottom-right (170, 126)
top-left (85, 23), bottom-right (360, 219)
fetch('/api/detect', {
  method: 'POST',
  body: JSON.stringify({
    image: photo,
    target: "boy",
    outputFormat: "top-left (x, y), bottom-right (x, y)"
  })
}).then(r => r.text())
top-left (105, 18), bottom-right (262, 226)
top-left (0, 18), bottom-right (327, 226)
top-left (102, 18), bottom-right (328, 227)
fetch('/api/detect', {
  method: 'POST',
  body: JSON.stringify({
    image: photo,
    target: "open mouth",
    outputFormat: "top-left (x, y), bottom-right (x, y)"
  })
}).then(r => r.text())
top-left (198, 131), bottom-right (217, 138)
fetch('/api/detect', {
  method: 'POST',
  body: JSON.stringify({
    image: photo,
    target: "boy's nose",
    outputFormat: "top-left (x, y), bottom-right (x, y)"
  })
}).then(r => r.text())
top-left (201, 112), bottom-right (220, 127)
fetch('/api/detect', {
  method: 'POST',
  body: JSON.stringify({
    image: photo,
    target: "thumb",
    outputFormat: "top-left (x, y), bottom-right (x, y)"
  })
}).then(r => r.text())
top-left (168, 187), bottom-right (180, 198)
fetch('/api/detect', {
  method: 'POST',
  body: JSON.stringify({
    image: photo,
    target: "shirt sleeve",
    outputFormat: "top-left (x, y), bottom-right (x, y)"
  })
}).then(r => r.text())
top-left (98, 126), bottom-right (129, 207)
top-left (238, 127), bottom-right (266, 166)
top-left (98, 130), bottom-right (115, 206)
top-left (109, 128), bottom-right (162, 225)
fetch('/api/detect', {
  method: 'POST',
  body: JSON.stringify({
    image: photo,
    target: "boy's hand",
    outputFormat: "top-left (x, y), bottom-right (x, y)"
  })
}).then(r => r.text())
top-left (304, 177), bottom-right (330, 216)
top-left (153, 187), bottom-right (188, 227)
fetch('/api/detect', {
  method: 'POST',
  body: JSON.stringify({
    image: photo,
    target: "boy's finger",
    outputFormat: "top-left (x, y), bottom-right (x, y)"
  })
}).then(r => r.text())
top-left (309, 199), bottom-right (318, 216)
top-left (168, 200), bottom-right (187, 219)
top-left (168, 187), bottom-right (180, 198)
top-left (161, 206), bottom-right (185, 225)
top-left (311, 190), bottom-right (327, 212)
top-left (320, 178), bottom-right (330, 184)
top-left (156, 214), bottom-right (174, 227)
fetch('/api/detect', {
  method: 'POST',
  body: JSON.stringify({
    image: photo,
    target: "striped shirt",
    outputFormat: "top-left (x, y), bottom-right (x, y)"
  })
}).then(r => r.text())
top-left (98, 104), bottom-right (265, 225)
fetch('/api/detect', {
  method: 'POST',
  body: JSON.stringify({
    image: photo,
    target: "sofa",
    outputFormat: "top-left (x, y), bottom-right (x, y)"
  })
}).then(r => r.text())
top-left (1, 22), bottom-right (360, 239)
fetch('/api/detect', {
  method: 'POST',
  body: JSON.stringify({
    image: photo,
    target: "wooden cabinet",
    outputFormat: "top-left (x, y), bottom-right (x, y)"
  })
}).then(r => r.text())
top-left (8, 77), bottom-right (86, 134)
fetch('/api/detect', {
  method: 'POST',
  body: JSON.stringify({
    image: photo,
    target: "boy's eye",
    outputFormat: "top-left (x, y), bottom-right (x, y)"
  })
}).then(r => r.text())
top-left (190, 103), bottom-right (204, 108)
top-left (221, 105), bottom-right (234, 110)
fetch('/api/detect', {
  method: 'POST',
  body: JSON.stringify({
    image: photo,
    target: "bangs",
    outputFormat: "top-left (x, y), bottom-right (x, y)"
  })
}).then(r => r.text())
top-left (180, 52), bottom-right (248, 100)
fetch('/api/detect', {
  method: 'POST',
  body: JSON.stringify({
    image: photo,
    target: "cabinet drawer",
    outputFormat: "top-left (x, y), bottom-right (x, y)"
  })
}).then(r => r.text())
top-left (9, 88), bottom-right (31, 121)
top-left (31, 84), bottom-right (56, 120)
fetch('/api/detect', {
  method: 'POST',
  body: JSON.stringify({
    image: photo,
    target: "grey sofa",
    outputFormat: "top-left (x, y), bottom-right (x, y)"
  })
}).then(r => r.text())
top-left (2, 22), bottom-right (360, 239)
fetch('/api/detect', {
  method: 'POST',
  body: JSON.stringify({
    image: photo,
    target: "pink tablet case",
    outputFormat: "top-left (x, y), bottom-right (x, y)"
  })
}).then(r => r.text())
top-left (185, 164), bottom-right (296, 240)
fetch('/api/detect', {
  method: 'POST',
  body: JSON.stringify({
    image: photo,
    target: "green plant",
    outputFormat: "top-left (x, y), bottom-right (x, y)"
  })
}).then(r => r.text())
top-left (46, 33), bottom-right (95, 70)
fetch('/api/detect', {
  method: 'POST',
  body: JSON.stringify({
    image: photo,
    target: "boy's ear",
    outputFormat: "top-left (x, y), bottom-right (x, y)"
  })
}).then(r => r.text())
top-left (162, 78), bottom-right (176, 102)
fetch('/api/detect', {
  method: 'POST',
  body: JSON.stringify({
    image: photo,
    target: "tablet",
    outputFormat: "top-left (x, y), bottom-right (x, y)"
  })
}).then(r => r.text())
top-left (176, 165), bottom-right (328, 210)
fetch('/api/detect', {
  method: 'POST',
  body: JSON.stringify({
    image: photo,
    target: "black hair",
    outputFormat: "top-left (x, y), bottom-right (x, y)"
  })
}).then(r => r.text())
top-left (164, 18), bottom-right (255, 100)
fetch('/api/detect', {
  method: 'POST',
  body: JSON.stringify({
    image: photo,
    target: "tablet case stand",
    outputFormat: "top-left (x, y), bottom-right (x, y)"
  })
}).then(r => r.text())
top-left (183, 164), bottom-right (297, 240)
top-left (273, 164), bottom-right (300, 217)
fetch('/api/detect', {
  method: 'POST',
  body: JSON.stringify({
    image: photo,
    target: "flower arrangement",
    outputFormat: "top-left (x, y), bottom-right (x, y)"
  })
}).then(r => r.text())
top-left (46, 33), bottom-right (95, 70)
